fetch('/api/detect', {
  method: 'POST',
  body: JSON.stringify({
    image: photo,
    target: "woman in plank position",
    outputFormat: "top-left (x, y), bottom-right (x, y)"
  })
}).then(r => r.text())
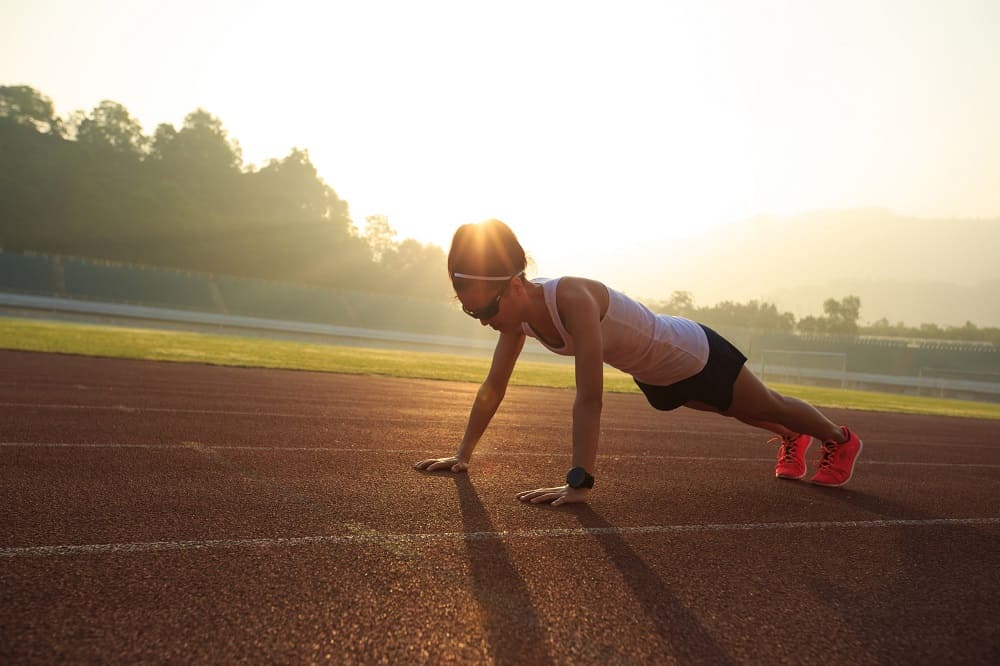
top-left (413, 219), bottom-right (862, 505)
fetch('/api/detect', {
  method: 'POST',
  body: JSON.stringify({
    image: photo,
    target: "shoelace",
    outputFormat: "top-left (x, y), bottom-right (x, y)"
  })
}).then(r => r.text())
top-left (771, 436), bottom-right (800, 464)
top-left (817, 441), bottom-right (838, 470)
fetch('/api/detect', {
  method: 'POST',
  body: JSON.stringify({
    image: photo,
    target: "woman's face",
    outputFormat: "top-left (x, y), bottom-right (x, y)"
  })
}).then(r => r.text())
top-left (457, 279), bottom-right (521, 333)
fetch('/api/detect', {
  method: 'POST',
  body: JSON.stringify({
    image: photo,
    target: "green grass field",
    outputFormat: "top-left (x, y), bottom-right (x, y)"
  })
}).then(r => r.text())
top-left (3, 316), bottom-right (999, 420)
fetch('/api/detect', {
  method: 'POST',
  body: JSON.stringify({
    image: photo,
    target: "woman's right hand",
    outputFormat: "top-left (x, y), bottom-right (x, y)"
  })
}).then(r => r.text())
top-left (412, 456), bottom-right (468, 473)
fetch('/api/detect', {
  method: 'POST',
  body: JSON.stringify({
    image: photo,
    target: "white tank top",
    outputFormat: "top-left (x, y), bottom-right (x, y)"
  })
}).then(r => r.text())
top-left (521, 277), bottom-right (710, 386)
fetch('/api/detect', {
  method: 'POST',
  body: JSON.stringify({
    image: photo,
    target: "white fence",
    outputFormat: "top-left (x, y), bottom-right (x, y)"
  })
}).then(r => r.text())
top-left (756, 362), bottom-right (1000, 401)
top-left (3, 292), bottom-right (998, 401)
top-left (0, 292), bottom-right (568, 362)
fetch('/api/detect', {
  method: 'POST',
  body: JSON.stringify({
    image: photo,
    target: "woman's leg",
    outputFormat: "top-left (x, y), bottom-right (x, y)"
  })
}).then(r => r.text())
top-left (691, 366), bottom-right (860, 485)
top-left (722, 367), bottom-right (846, 443)
top-left (685, 400), bottom-right (798, 439)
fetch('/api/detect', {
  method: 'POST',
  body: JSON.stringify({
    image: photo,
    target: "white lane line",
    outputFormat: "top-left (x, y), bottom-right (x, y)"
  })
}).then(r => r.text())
top-left (3, 441), bottom-right (1000, 469)
top-left (0, 401), bottom-right (546, 430)
top-left (5, 401), bottom-right (997, 449)
top-left (0, 401), bottom-right (756, 434)
top-left (4, 518), bottom-right (999, 558)
top-left (0, 401), bottom-right (348, 420)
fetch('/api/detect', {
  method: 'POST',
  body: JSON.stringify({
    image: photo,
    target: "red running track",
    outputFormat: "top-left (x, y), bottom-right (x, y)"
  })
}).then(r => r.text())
top-left (2, 350), bottom-right (999, 663)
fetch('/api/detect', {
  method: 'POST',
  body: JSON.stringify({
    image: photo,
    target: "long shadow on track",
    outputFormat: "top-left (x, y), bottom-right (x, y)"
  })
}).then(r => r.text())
top-left (454, 474), bottom-right (554, 665)
top-left (450, 477), bottom-right (733, 663)
top-left (573, 506), bottom-right (735, 664)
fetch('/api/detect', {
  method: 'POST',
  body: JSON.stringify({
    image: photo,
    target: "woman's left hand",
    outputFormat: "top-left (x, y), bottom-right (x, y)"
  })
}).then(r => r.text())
top-left (516, 484), bottom-right (590, 506)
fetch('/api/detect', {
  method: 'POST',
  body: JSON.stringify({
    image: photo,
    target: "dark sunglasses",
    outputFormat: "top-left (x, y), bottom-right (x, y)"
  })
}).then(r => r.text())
top-left (462, 277), bottom-right (513, 320)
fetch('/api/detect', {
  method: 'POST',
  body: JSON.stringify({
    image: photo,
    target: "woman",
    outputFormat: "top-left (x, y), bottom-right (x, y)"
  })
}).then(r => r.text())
top-left (413, 220), bottom-right (862, 506)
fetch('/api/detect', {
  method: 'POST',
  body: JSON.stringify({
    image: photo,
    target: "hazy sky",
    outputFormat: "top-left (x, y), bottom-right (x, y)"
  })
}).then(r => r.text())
top-left (2, 0), bottom-right (998, 283)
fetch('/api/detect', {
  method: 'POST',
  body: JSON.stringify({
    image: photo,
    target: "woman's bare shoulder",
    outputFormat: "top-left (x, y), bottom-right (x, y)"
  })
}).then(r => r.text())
top-left (555, 276), bottom-right (610, 318)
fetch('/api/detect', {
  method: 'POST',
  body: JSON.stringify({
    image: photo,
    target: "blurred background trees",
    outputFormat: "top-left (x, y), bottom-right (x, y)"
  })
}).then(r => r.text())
top-left (646, 290), bottom-right (797, 333)
top-left (645, 290), bottom-right (997, 343)
top-left (797, 295), bottom-right (861, 335)
top-left (0, 84), bottom-right (449, 298)
top-left (1, 84), bottom-right (996, 342)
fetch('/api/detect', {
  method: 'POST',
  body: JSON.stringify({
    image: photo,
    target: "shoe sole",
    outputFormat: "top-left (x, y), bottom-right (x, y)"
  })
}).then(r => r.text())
top-left (811, 437), bottom-right (864, 487)
top-left (775, 438), bottom-right (811, 480)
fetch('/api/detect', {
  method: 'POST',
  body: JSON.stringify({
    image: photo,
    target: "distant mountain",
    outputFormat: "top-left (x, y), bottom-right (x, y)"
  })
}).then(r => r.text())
top-left (594, 209), bottom-right (1000, 327)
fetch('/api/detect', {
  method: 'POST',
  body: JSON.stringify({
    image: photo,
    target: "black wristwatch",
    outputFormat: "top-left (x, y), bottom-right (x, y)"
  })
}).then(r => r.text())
top-left (566, 467), bottom-right (595, 489)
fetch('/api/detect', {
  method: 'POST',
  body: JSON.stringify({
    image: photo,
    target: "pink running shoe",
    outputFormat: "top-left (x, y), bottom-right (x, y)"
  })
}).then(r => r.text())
top-left (811, 427), bottom-right (864, 487)
top-left (773, 434), bottom-right (813, 480)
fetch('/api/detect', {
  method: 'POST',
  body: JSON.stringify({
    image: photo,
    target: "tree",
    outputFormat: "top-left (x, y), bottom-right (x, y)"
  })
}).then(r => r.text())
top-left (150, 109), bottom-right (242, 175)
top-left (249, 149), bottom-right (340, 224)
top-left (0, 84), bottom-right (450, 298)
top-left (796, 315), bottom-right (826, 334)
top-left (822, 295), bottom-right (861, 334)
top-left (180, 109), bottom-right (243, 170)
top-left (144, 109), bottom-right (244, 240)
top-left (150, 122), bottom-right (178, 160)
top-left (797, 295), bottom-right (861, 335)
top-left (666, 290), bottom-right (695, 317)
top-left (75, 100), bottom-right (149, 156)
top-left (364, 215), bottom-right (397, 262)
top-left (644, 291), bottom-right (795, 332)
top-left (380, 238), bottom-right (451, 298)
top-left (0, 85), bottom-right (61, 135)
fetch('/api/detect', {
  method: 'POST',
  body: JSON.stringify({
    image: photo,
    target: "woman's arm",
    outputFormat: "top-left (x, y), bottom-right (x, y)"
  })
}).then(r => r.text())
top-left (562, 280), bottom-right (605, 474)
top-left (456, 330), bottom-right (526, 462)
top-left (414, 330), bottom-right (525, 472)
top-left (517, 278), bottom-right (604, 505)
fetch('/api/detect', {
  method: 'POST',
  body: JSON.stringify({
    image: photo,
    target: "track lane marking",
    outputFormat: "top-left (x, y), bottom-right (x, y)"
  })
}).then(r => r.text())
top-left (0, 400), bottom-right (670, 430)
top-left (4, 402), bottom-right (996, 448)
top-left (3, 441), bottom-right (999, 468)
top-left (4, 518), bottom-right (999, 558)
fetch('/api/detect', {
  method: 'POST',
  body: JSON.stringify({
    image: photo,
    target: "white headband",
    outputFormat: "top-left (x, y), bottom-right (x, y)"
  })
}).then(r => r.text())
top-left (452, 272), bottom-right (518, 281)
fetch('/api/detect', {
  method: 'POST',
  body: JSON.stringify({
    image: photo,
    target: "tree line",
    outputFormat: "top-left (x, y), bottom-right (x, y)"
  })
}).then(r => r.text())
top-left (645, 291), bottom-right (858, 335)
top-left (646, 291), bottom-right (999, 345)
top-left (2, 84), bottom-right (996, 345)
top-left (0, 84), bottom-right (450, 299)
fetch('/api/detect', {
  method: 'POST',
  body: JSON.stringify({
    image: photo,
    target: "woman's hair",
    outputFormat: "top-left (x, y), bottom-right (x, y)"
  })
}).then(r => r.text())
top-left (448, 219), bottom-right (527, 287)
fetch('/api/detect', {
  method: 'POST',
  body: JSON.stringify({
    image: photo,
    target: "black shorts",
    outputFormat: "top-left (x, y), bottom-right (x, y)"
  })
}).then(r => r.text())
top-left (634, 325), bottom-right (747, 412)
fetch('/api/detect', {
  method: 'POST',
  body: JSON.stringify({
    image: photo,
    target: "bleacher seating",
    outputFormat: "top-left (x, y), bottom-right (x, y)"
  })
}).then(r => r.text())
top-left (215, 276), bottom-right (353, 325)
top-left (0, 252), bottom-right (56, 294)
top-left (910, 343), bottom-right (1000, 378)
top-left (340, 290), bottom-right (454, 334)
top-left (61, 258), bottom-right (219, 312)
top-left (748, 331), bottom-right (999, 377)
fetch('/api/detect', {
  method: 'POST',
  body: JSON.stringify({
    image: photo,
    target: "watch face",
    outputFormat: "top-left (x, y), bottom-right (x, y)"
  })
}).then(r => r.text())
top-left (567, 468), bottom-right (582, 487)
top-left (567, 467), bottom-right (588, 488)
